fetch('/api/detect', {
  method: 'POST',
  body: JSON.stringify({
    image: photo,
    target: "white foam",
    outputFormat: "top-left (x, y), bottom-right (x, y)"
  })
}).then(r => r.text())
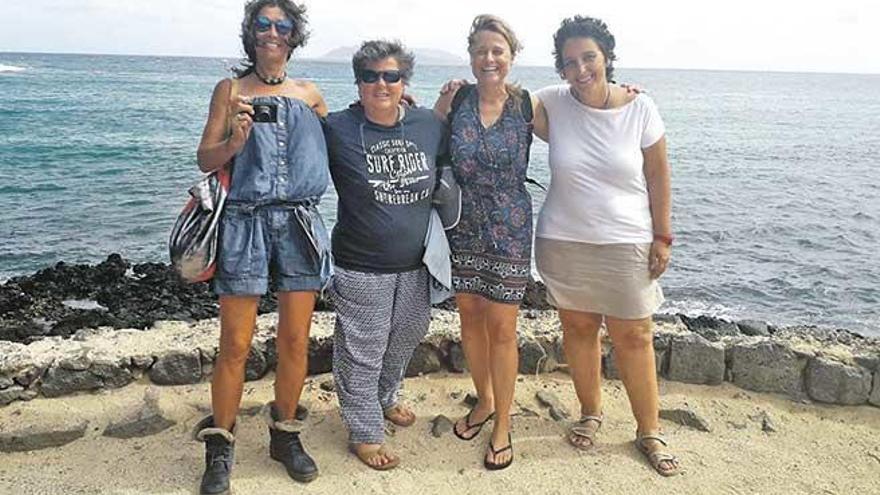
top-left (0, 64), bottom-right (26, 73)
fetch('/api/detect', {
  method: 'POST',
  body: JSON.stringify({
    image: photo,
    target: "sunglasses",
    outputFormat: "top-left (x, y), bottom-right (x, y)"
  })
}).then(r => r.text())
top-left (254, 15), bottom-right (294, 36)
top-left (358, 69), bottom-right (402, 84)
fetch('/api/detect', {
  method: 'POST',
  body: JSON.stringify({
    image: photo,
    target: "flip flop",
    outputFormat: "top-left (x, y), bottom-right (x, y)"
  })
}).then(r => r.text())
top-left (349, 443), bottom-right (400, 471)
top-left (383, 404), bottom-right (416, 427)
top-left (484, 432), bottom-right (513, 471)
top-left (634, 433), bottom-right (680, 477)
top-left (453, 407), bottom-right (495, 441)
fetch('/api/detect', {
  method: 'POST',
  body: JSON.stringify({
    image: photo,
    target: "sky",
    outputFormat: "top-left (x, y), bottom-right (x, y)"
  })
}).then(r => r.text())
top-left (1, 0), bottom-right (879, 74)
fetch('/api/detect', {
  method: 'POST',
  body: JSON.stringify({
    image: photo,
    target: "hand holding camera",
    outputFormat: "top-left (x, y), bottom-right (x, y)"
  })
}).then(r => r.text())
top-left (227, 95), bottom-right (281, 153)
top-left (227, 95), bottom-right (254, 153)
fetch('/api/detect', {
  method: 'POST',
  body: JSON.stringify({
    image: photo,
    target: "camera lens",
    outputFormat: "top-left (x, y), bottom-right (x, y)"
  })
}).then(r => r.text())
top-left (255, 106), bottom-right (270, 121)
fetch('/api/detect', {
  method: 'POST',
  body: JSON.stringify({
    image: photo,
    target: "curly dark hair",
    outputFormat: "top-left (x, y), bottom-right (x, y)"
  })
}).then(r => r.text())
top-left (236, 0), bottom-right (309, 77)
top-left (552, 15), bottom-right (617, 81)
top-left (351, 39), bottom-right (415, 85)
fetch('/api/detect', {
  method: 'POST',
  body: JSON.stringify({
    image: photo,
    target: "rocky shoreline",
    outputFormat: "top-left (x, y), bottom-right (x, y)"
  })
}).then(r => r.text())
top-left (1, 254), bottom-right (878, 410)
top-left (0, 254), bottom-right (548, 345)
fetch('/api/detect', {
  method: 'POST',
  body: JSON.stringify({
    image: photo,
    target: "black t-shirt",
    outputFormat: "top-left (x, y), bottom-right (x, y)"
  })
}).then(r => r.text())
top-left (324, 104), bottom-right (447, 273)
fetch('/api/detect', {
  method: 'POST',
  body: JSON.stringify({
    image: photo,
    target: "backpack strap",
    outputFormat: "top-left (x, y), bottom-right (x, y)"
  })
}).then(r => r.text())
top-left (448, 84), bottom-right (475, 124)
top-left (520, 88), bottom-right (533, 123)
top-left (519, 88), bottom-right (536, 168)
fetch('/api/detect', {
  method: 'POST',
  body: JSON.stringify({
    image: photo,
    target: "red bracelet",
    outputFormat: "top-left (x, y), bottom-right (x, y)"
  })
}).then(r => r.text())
top-left (653, 233), bottom-right (674, 246)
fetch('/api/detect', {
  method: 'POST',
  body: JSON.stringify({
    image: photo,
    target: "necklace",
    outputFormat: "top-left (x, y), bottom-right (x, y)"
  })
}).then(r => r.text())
top-left (255, 69), bottom-right (287, 85)
top-left (571, 84), bottom-right (611, 109)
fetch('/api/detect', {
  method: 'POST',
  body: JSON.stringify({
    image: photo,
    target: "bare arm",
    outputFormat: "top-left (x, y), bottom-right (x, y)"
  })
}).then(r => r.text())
top-left (432, 86), bottom-right (458, 123)
top-left (302, 80), bottom-right (328, 118)
top-left (643, 136), bottom-right (672, 278)
top-left (196, 79), bottom-right (253, 173)
top-left (532, 95), bottom-right (549, 142)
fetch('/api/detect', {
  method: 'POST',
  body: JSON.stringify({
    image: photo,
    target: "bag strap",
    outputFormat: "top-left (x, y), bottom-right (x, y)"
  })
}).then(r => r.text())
top-left (217, 77), bottom-right (240, 181)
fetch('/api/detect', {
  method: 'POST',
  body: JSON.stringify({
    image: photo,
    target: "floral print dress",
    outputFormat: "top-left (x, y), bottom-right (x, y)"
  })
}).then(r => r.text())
top-left (447, 88), bottom-right (533, 303)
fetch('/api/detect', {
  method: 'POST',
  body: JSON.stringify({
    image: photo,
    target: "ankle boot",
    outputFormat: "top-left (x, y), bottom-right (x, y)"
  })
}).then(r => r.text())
top-left (265, 401), bottom-right (319, 483)
top-left (193, 416), bottom-right (235, 495)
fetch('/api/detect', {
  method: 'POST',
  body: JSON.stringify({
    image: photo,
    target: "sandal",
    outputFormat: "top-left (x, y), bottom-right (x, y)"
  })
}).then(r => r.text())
top-left (383, 404), bottom-right (416, 427)
top-left (453, 407), bottom-right (495, 441)
top-left (484, 432), bottom-right (513, 471)
top-left (634, 432), bottom-right (681, 477)
top-left (568, 413), bottom-right (603, 451)
top-left (349, 443), bottom-right (400, 471)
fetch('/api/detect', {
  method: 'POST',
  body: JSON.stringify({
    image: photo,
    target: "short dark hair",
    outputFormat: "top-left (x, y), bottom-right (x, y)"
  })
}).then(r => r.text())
top-left (236, 0), bottom-right (309, 76)
top-left (351, 39), bottom-right (415, 85)
top-left (552, 15), bottom-right (617, 82)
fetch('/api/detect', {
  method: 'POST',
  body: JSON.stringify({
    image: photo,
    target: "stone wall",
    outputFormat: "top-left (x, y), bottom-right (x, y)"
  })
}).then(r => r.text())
top-left (1, 311), bottom-right (879, 409)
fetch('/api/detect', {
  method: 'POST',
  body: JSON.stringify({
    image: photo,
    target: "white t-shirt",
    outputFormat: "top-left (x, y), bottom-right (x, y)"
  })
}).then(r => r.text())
top-left (534, 85), bottom-right (666, 244)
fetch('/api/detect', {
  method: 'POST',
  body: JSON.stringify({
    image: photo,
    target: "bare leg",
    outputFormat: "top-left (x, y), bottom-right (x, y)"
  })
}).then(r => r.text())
top-left (606, 316), bottom-right (677, 473)
top-left (273, 291), bottom-right (316, 420)
top-left (211, 295), bottom-right (260, 430)
top-left (454, 294), bottom-right (495, 438)
top-left (483, 301), bottom-right (519, 466)
top-left (559, 309), bottom-right (604, 448)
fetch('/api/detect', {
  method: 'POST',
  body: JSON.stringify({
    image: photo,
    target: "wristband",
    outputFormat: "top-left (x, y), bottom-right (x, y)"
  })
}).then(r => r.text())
top-left (653, 233), bottom-right (674, 246)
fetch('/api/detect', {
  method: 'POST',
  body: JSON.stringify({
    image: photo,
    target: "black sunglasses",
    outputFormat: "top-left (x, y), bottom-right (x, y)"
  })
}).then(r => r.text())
top-left (358, 69), bottom-right (403, 84)
top-left (254, 15), bottom-right (294, 36)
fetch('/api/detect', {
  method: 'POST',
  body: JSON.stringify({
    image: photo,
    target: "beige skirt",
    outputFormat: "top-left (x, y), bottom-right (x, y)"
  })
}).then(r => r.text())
top-left (535, 237), bottom-right (664, 320)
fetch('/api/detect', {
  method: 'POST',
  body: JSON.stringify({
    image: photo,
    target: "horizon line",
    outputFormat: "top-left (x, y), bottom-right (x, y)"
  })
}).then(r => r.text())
top-left (2, 50), bottom-right (879, 77)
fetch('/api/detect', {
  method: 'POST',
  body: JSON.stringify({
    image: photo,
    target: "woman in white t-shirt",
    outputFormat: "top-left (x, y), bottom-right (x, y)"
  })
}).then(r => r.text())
top-left (532, 15), bottom-right (679, 476)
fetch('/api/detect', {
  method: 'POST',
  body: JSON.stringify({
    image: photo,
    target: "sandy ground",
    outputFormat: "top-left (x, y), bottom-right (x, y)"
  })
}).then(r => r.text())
top-left (1, 371), bottom-right (879, 495)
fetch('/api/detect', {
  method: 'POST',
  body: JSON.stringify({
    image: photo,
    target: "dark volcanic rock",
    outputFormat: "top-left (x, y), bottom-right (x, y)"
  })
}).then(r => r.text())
top-left (307, 337), bottom-right (334, 375)
top-left (522, 276), bottom-right (552, 310)
top-left (535, 390), bottom-right (569, 421)
top-left (52, 311), bottom-right (121, 338)
top-left (0, 319), bottom-right (50, 343)
top-left (0, 386), bottom-right (26, 406)
top-left (405, 343), bottom-right (443, 377)
top-left (244, 348), bottom-right (268, 382)
top-left (679, 315), bottom-right (740, 341)
top-left (0, 284), bottom-right (32, 315)
top-left (90, 361), bottom-right (135, 389)
top-left (445, 341), bottom-right (467, 372)
top-left (737, 319), bottom-right (770, 337)
top-left (148, 350), bottom-right (202, 385)
top-left (519, 339), bottom-right (558, 374)
top-left (431, 415), bottom-right (454, 437)
top-left (659, 406), bottom-right (711, 432)
top-left (40, 366), bottom-right (104, 398)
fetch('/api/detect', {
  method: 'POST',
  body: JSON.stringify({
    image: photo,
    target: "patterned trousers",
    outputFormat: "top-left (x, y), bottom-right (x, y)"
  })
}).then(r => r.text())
top-left (331, 266), bottom-right (431, 444)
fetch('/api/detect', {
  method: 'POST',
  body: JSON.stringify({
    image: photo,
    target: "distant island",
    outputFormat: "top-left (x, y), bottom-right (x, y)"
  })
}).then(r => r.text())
top-left (314, 46), bottom-right (466, 66)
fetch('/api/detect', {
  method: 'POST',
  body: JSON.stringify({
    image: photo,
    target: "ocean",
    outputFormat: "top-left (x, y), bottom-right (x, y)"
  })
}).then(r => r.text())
top-left (0, 52), bottom-right (878, 335)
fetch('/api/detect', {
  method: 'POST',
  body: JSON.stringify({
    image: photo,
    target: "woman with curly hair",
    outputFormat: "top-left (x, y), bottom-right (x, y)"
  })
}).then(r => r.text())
top-left (534, 15), bottom-right (679, 476)
top-left (192, 1), bottom-right (331, 492)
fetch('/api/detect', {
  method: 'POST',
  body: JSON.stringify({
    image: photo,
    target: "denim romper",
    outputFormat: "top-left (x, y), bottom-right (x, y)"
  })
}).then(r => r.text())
top-left (214, 96), bottom-right (333, 296)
